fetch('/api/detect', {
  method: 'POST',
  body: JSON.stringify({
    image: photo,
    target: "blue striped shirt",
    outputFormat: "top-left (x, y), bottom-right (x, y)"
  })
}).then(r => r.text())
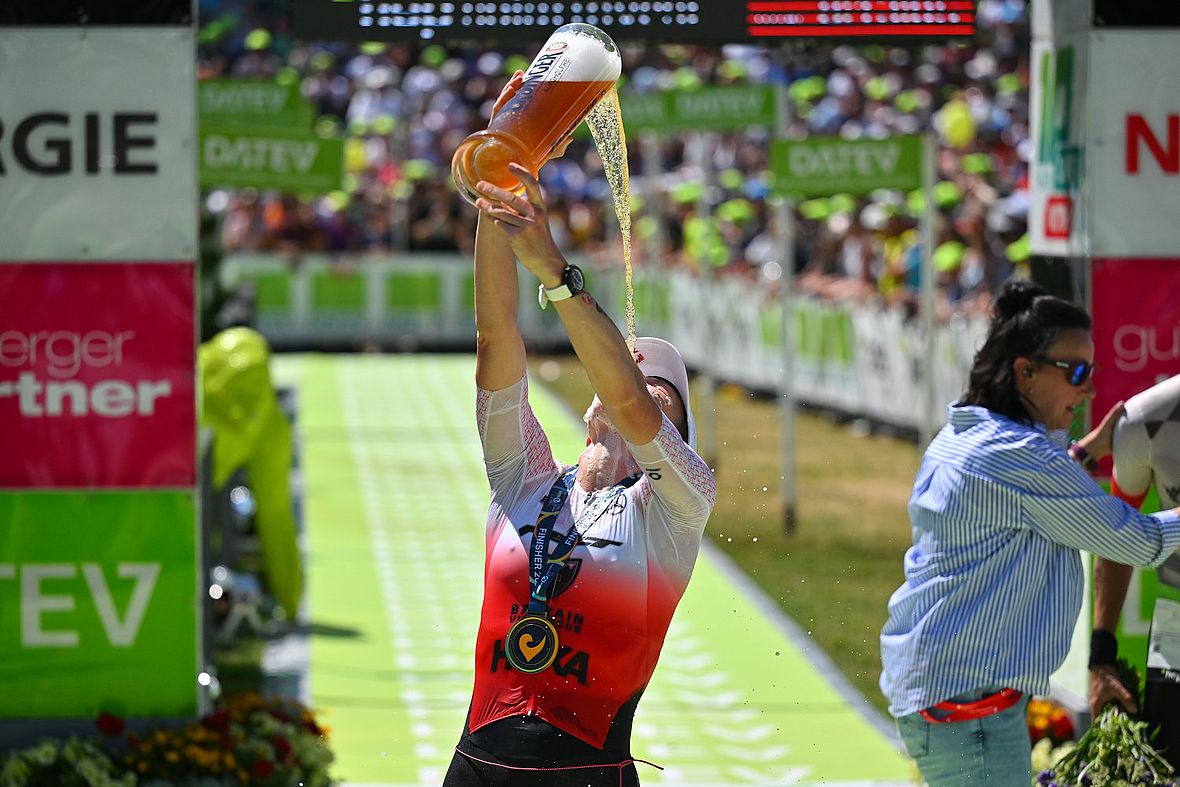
top-left (880, 405), bottom-right (1180, 718)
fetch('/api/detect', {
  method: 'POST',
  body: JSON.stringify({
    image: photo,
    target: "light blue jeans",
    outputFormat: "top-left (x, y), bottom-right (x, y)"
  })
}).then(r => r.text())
top-left (896, 690), bottom-right (1032, 787)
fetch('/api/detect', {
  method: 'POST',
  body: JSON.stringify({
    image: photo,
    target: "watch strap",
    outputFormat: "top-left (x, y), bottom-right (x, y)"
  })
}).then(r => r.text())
top-left (538, 282), bottom-right (573, 309)
top-left (537, 264), bottom-right (583, 309)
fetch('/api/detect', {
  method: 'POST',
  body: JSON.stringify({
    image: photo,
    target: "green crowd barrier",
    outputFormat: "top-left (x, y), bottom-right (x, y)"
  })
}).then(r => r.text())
top-left (220, 253), bottom-right (985, 431)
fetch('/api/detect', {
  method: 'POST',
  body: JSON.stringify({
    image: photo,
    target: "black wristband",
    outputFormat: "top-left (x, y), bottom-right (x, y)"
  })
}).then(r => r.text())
top-left (1089, 628), bottom-right (1119, 668)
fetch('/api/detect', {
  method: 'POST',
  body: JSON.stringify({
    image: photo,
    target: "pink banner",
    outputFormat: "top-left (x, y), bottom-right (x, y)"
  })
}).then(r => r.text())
top-left (1091, 258), bottom-right (1180, 428)
top-left (0, 262), bottom-right (195, 488)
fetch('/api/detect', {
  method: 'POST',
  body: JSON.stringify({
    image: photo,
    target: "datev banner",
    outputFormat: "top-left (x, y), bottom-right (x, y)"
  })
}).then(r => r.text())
top-left (1091, 258), bottom-right (1180, 425)
top-left (0, 263), bottom-right (196, 488)
top-left (0, 491), bottom-right (198, 717)
top-left (621, 85), bottom-right (780, 133)
top-left (771, 135), bottom-right (921, 197)
top-left (198, 78), bottom-right (315, 129)
top-left (0, 29), bottom-right (196, 261)
top-left (199, 124), bottom-right (344, 193)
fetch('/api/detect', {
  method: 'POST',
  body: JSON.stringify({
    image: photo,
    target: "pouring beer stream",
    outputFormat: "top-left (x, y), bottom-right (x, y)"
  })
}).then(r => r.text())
top-left (452, 24), bottom-right (638, 350)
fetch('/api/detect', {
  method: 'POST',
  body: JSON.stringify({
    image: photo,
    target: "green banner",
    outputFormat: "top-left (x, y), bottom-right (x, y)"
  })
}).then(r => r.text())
top-left (0, 491), bottom-right (198, 718)
top-left (771, 134), bottom-right (922, 196)
top-left (200, 125), bottom-right (344, 192)
top-left (619, 93), bottom-right (666, 133)
top-left (198, 79), bottom-right (314, 129)
top-left (623, 85), bottom-right (779, 133)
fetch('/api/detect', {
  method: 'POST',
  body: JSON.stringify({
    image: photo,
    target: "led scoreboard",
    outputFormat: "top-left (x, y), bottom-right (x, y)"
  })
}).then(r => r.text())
top-left (294, 1), bottom-right (976, 43)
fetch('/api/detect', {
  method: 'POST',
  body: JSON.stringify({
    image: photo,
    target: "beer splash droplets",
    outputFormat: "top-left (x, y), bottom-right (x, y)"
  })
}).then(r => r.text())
top-left (585, 87), bottom-right (635, 351)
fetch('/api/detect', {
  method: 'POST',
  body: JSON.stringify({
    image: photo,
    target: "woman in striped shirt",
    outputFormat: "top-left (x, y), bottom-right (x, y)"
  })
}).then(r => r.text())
top-left (879, 280), bottom-right (1180, 786)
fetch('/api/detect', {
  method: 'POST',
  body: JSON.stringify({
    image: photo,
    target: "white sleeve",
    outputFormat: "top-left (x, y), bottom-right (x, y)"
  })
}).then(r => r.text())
top-left (476, 375), bottom-right (559, 490)
top-left (627, 414), bottom-right (716, 531)
top-left (1113, 407), bottom-right (1154, 500)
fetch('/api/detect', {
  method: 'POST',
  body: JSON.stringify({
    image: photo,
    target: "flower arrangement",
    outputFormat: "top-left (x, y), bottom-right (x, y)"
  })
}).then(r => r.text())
top-left (1033, 706), bottom-right (1177, 787)
top-left (1030, 660), bottom-right (1175, 787)
top-left (1031, 736), bottom-right (1076, 780)
top-left (1028, 697), bottom-right (1076, 745)
top-left (0, 694), bottom-right (333, 787)
top-left (113, 693), bottom-right (333, 786)
top-left (0, 737), bottom-right (134, 787)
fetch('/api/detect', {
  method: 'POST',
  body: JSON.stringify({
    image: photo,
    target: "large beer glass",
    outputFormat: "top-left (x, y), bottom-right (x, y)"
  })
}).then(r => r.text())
top-left (451, 23), bottom-right (621, 205)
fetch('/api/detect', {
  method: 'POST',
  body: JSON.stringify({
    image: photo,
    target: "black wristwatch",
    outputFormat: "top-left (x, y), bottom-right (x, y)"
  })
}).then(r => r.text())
top-left (538, 263), bottom-right (585, 309)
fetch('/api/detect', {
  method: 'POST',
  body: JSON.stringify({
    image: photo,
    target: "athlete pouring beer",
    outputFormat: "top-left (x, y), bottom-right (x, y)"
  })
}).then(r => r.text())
top-left (442, 67), bottom-right (717, 787)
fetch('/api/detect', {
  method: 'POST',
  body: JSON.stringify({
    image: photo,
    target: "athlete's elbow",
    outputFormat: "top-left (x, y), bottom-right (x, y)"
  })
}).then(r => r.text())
top-left (607, 395), bottom-right (663, 445)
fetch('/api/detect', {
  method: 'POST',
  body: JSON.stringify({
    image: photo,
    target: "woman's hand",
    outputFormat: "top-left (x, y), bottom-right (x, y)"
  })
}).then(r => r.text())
top-left (1077, 400), bottom-right (1125, 460)
top-left (474, 163), bottom-right (563, 282)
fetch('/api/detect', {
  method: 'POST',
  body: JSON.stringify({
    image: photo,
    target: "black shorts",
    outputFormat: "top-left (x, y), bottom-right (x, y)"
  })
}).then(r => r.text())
top-left (442, 749), bottom-right (640, 786)
top-left (442, 714), bottom-right (642, 787)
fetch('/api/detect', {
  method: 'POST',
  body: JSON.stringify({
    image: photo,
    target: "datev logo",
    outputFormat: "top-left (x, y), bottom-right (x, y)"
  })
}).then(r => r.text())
top-left (0, 562), bottom-right (159, 647)
top-left (1113, 323), bottom-right (1180, 373)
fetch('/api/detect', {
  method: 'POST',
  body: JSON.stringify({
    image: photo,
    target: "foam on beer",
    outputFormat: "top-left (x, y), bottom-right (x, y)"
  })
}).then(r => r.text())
top-left (451, 23), bottom-right (621, 204)
top-left (537, 25), bottom-right (623, 82)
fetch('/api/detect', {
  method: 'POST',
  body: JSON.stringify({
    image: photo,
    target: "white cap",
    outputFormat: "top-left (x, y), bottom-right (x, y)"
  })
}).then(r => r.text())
top-left (632, 336), bottom-right (695, 448)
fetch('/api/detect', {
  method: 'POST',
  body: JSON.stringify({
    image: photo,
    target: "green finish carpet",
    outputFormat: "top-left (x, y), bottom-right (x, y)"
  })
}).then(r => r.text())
top-left (272, 354), bottom-right (914, 786)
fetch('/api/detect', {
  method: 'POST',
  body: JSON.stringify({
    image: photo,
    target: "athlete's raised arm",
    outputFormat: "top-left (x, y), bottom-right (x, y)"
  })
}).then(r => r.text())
top-left (474, 163), bottom-right (663, 446)
top-left (473, 71), bottom-right (528, 393)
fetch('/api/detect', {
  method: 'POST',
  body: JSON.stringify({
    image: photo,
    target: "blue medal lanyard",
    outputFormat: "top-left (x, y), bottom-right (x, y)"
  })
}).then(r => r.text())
top-left (526, 466), bottom-right (639, 616)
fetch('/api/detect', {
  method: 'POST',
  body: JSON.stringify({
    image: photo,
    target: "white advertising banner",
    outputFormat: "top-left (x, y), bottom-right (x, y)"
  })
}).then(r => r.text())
top-left (0, 29), bottom-right (196, 260)
top-left (1030, 0), bottom-right (1090, 40)
top-left (1088, 32), bottom-right (1180, 257)
top-left (1029, 0), bottom-right (1089, 257)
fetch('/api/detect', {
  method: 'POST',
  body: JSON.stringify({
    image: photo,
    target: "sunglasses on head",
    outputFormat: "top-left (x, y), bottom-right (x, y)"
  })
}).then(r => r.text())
top-left (1033, 356), bottom-right (1095, 386)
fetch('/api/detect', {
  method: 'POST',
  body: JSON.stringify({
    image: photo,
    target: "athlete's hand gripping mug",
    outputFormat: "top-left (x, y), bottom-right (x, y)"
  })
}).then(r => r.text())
top-left (451, 23), bottom-right (621, 206)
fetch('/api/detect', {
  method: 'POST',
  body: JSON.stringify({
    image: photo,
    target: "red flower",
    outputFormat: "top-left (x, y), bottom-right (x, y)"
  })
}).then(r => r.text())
top-left (272, 734), bottom-right (293, 762)
top-left (252, 758), bottom-right (275, 778)
top-left (203, 710), bottom-right (230, 733)
top-left (1050, 713), bottom-right (1075, 742)
top-left (96, 712), bottom-right (125, 737)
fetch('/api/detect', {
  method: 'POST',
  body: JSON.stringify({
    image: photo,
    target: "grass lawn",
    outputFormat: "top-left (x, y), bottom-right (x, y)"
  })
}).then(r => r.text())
top-left (530, 355), bottom-right (922, 716)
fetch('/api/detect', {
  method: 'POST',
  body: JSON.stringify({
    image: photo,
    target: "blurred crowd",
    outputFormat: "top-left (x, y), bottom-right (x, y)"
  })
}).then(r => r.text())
top-left (199, 0), bottom-right (1032, 320)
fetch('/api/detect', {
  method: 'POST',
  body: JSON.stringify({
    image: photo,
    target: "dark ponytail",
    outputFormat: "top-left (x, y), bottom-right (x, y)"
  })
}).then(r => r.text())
top-left (958, 280), bottom-right (1091, 423)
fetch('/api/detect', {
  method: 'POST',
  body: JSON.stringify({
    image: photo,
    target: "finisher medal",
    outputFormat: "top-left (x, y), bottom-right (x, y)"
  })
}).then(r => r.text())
top-left (504, 614), bottom-right (559, 673)
top-left (507, 467), bottom-right (638, 674)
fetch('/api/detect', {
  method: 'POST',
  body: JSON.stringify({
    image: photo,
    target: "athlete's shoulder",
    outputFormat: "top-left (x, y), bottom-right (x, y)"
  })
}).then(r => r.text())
top-left (1125, 374), bottom-right (1180, 424)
